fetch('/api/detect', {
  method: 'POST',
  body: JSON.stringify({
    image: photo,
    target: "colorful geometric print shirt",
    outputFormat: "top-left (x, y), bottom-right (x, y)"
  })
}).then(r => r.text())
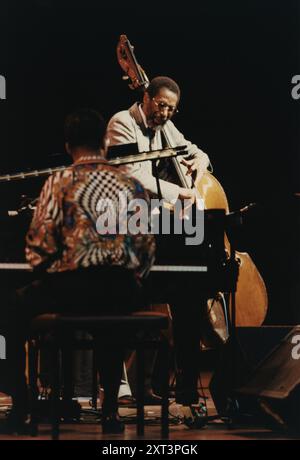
top-left (25, 159), bottom-right (155, 278)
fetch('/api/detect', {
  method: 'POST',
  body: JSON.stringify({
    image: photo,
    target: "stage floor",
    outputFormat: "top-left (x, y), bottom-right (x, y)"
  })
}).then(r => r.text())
top-left (0, 372), bottom-right (299, 441)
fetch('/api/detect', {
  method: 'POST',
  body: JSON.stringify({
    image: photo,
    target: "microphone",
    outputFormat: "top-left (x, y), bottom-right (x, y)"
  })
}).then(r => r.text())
top-left (239, 202), bottom-right (257, 213)
top-left (226, 202), bottom-right (257, 228)
top-left (4, 198), bottom-right (38, 218)
top-left (8, 210), bottom-right (19, 217)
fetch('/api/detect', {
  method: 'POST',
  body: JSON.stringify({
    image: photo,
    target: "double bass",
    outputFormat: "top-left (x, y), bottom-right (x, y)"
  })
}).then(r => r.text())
top-left (116, 35), bottom-right (268, 345)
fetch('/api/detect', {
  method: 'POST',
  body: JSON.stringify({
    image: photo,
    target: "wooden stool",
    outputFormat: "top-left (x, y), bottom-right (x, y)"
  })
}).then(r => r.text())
top-left (28, 312), bottom-right (170, 439)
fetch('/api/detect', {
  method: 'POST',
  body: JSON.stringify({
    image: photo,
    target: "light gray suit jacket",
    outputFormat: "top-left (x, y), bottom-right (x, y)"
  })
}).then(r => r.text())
top-left (107, 102), bottom-right (211, 202)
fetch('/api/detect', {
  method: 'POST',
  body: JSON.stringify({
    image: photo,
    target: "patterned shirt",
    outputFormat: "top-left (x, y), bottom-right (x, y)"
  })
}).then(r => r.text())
top-left (25, 158), bottom-right (155, 278)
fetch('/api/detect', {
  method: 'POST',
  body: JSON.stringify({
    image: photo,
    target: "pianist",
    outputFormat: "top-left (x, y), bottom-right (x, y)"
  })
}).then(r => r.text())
top-left (0, 108), bottom-right (155, 434)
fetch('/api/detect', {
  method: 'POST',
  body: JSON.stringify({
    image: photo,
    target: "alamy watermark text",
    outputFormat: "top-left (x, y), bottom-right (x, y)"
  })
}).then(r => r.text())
top-left (0, 75), bottom-right (6, 100)
top-left (95, 193), bottom-right (205, 245)
top-left (291, 75), bottom-right (300, 100)
top-left (0, 335), bottom-right (6, 359)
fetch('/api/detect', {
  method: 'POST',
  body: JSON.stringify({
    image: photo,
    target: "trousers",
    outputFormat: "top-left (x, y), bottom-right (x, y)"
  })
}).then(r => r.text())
top-left (0, 266), bottom-right (145, 415)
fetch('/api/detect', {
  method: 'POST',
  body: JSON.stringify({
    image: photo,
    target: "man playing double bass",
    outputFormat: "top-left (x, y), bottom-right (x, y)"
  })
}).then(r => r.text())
top-left (107, 76), bottom-right (211, 203)
top-left (107, 76), bottom-right (213, 418)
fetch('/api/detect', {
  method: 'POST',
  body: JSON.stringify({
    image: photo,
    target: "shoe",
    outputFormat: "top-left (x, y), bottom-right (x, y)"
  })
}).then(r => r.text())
top-left (143, 390), bottom-right (163, 406)
top-left (102, 413), bottom-right (125, 434)
top-left (118, 395), bottom-right (136, 407)
top-left (118, 392), bottom-right (163, 406)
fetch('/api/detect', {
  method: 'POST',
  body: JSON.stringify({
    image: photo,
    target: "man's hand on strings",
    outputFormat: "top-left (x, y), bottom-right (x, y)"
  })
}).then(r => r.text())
top-left (177, 187), bottom-right (197, 220)
top-left (180, 158), bottom-right (206, 183)
top-left (176, 187), bottom-right (204, 219)
top-left (178, 187), bottom-right (196, 203)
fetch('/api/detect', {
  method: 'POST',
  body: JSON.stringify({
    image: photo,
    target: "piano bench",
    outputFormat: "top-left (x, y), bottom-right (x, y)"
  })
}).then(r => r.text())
top-left (28, 312), bottom-right (170, 440)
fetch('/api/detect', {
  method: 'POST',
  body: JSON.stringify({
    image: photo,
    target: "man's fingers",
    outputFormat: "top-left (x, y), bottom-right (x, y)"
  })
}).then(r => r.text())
top-left (181, 159), bottom-right (197, 173)
top-left (185, 164), bottom-right (196, 174)
top-left (178, 187), bottom-right (198, 202)
top-left (181, 159), bottom-right (192, 167)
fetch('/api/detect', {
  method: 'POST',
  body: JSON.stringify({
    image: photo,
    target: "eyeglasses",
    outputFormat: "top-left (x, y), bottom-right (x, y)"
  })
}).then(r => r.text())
top-left (152, 97), bottom-right (179, 115)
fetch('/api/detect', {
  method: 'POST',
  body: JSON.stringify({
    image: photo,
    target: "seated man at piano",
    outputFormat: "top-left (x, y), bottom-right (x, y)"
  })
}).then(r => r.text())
top-left (0, 108), bottom-right (155, 434)
top-left (107, 76), bottom-right (213, 414)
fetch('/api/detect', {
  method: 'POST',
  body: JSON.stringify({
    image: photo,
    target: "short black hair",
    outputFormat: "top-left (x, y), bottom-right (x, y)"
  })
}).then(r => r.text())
top-left (64, 108), bottom-right (107, 151)
top-left (146, 76), bottom-right (181, 100)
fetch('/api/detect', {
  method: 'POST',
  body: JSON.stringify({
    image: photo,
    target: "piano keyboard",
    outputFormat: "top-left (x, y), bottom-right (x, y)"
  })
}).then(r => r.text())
top-left (0, 263), bottom-right (32, 270)
top-left (0, 263), bottom-right (207, 273)
top-left (150, 265), bottom-right (207, 272)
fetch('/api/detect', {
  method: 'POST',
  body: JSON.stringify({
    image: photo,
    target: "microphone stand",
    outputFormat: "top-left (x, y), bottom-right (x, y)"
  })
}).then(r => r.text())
top-left (188, 203), bottom-right (257, 429)
top-left (227, 235), bottom-right (239, 423)
top-left (225, 203), bottom-right (257, 423)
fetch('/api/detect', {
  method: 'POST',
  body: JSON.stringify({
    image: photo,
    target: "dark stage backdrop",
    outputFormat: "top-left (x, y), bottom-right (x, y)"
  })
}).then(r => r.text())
top-left (0, 0), bottom-right (299, 323)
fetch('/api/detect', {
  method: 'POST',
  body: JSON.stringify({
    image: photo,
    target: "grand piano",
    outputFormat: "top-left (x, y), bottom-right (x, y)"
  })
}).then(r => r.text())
top-left (0, 147), bottom-right (232, 301)
top-left (0, 207), bottom-right (229, 294)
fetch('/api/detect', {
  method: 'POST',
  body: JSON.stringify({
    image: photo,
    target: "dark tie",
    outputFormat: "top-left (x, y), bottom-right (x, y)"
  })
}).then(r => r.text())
top-left (155, 130), bottom-right (181, 185)
top-left (146, 127), bottom-right (155, 150)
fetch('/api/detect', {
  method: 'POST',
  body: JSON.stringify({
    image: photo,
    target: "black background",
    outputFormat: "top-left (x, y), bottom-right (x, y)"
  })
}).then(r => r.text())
top-left (0, 0), bottom-right (299, 323)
